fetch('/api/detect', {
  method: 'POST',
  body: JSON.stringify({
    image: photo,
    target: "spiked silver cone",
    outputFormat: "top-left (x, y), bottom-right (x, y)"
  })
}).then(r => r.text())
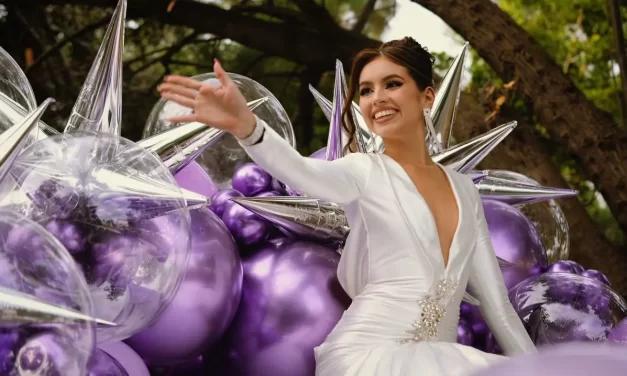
top-left (467, 170), bottom-right (488, 183)
top-left (9, 156), bottom-right (209, 219)
top-left (476, 176), bottom-right (578, 206)
top-left (309, 83), bottom-right (384, 154)
top-left (91, 167), bottom-right (209, 214)
top-left (137, 98), bottom-right (267, 173)
top-left (64, 0), bottom-right (126, 136)
top-left (0, 92), bottom-right (58, 142)
top-left (0, 286), bottom-right (116, 327)
top-left (231, 196), bottom-right (349, 242)
top-left (462, 292), bottom-right (480, 306)
top-left (431, 42), bottom-right (468, 151)
top-left (433, 121), bottom-right (517, 174)
top-left (326, 60), bottom-right (352, 160)
top-left (0, 99), bottom-right (54, 185)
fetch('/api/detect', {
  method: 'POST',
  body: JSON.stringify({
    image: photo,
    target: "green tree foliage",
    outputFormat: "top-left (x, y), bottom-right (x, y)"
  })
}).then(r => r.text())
top-left (467, 0), bottom-right (625, 245)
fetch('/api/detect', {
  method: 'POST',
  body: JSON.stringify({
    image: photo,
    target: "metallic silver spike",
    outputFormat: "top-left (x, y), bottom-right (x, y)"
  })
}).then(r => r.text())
top-left (433, 121), bottom-right (517, 174)
top-left (476, 176), bottom-right (578, 206)
top-left (0, 99), bottom-right (54, 185)
top-left (0, 286), bottom-right (117, 327)
top-left (231, 196), bottom-right (349, 242)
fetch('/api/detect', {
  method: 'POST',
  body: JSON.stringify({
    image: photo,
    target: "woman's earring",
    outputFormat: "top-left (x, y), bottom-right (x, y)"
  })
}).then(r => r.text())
top-left (423, 108), bottom-right (443, 154)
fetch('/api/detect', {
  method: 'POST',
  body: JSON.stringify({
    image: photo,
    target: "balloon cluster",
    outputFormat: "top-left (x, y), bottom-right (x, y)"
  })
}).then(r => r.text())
top-left (209, 163), bottom-right (288, 248)
top-left (0, 1), bottom-right (623, 374)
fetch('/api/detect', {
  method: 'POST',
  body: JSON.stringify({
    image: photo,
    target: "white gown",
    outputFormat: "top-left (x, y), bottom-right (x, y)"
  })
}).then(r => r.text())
top-left (240, 120), bottom-right (537, 376)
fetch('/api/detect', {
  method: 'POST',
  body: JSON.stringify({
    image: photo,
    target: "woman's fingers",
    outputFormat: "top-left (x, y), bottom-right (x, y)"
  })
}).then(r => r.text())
top-left (161, 91), bottom-right (195, 109)
top-left (213, 59), bottom-right (233, 88)
top-left (167, 114), bottom-right (198, 124)
top-left (164, 75), bottom-right (203, 89)
top-left (158, 83), bottom-right (197, 99)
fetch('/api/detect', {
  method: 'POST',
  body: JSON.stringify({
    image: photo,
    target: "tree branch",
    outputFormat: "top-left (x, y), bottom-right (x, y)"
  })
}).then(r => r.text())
top-left (412, 0), bottom-right (627, 236)
top-left (352, 0), bottom-right (377, 32)
top-left (8, 0), bottom-right (379, 68)
top-left (25, 15), bottom-right (110, 75)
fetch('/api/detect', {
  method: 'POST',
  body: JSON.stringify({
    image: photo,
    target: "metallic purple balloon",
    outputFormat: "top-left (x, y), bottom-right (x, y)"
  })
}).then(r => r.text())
top-left (148, 356), bottom-right (206, 376)
top-left (88, 349), bottom-right (128, 376)
top-left (508, 273), bottom-right (626, 345)
top-left (99, 342), bottom-right (150, 376)
top-left (471, 342), bottom-right (627, 376)
top-left (174, 161), bottom-right (218, 199)
top-left (204, 240), bottom-right (351, 376)
top-left (255, 191), bottom-right (282, 198)
top-left (210, 189), bottom-right (244, 217)
top-left (232, 163), bottom-right (272, 197)
top-left (547, 260), bottom-right (577, 274)
top-left (44, 220), bottom-right (87, 255)
top-left (270, 179), bottom-right (287, 195)
top-left (222, 202), bottom-right (270, 247)
top-left (582, 269), bottom-right (611, 286)
top-left (308, 147), bottom-right (326, 160)
top-left (606, 317), bottom-right (627, 343)
top-left (457, 318), bottom-right (474, 346)
top-left (564, 260), bottom-right (585, 274)
top-left (482, 200), bottom-right (548, 270)
top-left (484, 331), bottom-right (503, 354)
top-left (126, 208), bottom-right (242, 365)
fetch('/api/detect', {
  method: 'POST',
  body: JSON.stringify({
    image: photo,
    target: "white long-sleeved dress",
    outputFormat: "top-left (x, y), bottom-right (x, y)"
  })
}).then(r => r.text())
top-left (239, 120), bottom-right (537, 376)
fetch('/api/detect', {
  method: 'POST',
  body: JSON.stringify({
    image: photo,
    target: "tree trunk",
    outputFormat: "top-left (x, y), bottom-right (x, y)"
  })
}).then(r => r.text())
top-left (413, 0), bottom-right (627, 237)
top-left (455, 93), bottom-right (627, 295)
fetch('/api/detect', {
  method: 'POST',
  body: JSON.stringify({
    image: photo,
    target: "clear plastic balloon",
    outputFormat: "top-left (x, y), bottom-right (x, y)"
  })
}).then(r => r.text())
top-left (0, 47), bottom-right (36, 112)
top-left (143, 72), bottom-right (296, 189)
top-left (0, 209), bottom-right (94, 375)
top-left (0, 132), bottom-right (191, 343)
top-left (486, 170), bottom-right (569, 263)
top-left (509, 272), bottom-right (627, 346)
top-left (88, 349), bottom-right (128, 376)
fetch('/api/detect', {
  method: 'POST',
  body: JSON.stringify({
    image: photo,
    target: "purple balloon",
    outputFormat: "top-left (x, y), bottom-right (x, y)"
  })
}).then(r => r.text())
top-left (457, 318), bottom-right (474, 346)
top-left (483, 200), bottom-right (547, 270)
top-left (308, 147), bottom-right (326, 160)
top-left (254, 191), bottom-right (282, 198)
top-left (564, 260), bottom-right (585, 274)
top-left (174, 161), bottom-right (218, 198)
top-left (581, 269), bottom-right (611, 286)
top-left (222, 202), bottom-right (269, 247)
top-left (459, 301), bottom-right (473, 320)
top-left (126, 208), bottom-right (242, 365)
top-left (44, 220), bottom-right (87, 254)
top-left (547, 260), bottom-right (577, 274)
top-left (471, 342), bottom-right (627, 376)
top-left (508, 273), bottom-right (623, 345)
top-left (88, 349), bottom-right (128, 376)
top-left (606, 317), bottom-right (627, 343)
top-left (148, 356), bottom-right (206, 376)
top-left (232, 163), bottom-right (271, 197)
top-left (99, 342), bottom-right (150, 376)
top-left (204, 240), bottom-right (350, 376)
top-left (210, 189), bottom-right (244, 217)
top-left (270, 179), bottom-right (287, 195)
top-left (484, 331), bottom-right (503, 354)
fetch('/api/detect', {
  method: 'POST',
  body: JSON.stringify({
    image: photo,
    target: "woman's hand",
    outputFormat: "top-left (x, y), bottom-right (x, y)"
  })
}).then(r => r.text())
top-left (157, 59), bottom-right (257, 139)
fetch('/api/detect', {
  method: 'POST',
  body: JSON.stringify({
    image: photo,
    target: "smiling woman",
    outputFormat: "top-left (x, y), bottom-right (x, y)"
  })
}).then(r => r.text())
top-left (157, 37), bottom-right (537, 376)
top-left (342, 37), bottom-right (436, 154)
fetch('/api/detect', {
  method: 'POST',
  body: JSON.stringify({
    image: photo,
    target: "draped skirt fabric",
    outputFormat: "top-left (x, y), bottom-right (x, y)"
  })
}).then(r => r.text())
top-left (314, 283), bottom-right (508, 376)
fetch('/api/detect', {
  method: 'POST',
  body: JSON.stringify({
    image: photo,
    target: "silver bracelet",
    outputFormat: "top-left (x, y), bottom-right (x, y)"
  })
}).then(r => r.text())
top-left (237, 115), bottom-right (265, 146)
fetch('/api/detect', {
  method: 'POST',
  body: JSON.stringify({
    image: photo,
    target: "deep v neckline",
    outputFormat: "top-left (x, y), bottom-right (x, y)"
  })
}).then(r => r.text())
top-left (381, 154), bottom-right (462, 272)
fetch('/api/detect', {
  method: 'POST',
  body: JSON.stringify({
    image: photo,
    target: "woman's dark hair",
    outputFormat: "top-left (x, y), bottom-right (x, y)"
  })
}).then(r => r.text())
top-left (342, 37), bottom-right (436, 153)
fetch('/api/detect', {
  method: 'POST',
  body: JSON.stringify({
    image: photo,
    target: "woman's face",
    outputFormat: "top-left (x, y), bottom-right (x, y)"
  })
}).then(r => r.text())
top-left (358, 56), bottom-right (434, 143)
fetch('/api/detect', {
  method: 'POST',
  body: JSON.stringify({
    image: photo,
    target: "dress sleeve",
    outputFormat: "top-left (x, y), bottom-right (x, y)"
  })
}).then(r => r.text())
top-left (466, 181), bottom-right (537, 356)
top-left (239, 118), bottom-right (372, 205)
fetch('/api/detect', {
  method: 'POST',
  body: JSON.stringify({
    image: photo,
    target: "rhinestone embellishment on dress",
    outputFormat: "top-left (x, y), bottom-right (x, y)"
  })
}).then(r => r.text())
top-left (399, 278), bottom-right (458, 344)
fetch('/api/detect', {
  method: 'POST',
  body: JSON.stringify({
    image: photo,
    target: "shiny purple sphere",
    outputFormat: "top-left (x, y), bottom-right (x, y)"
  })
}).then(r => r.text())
top-left (232, 163), bottom-right (272, 197)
